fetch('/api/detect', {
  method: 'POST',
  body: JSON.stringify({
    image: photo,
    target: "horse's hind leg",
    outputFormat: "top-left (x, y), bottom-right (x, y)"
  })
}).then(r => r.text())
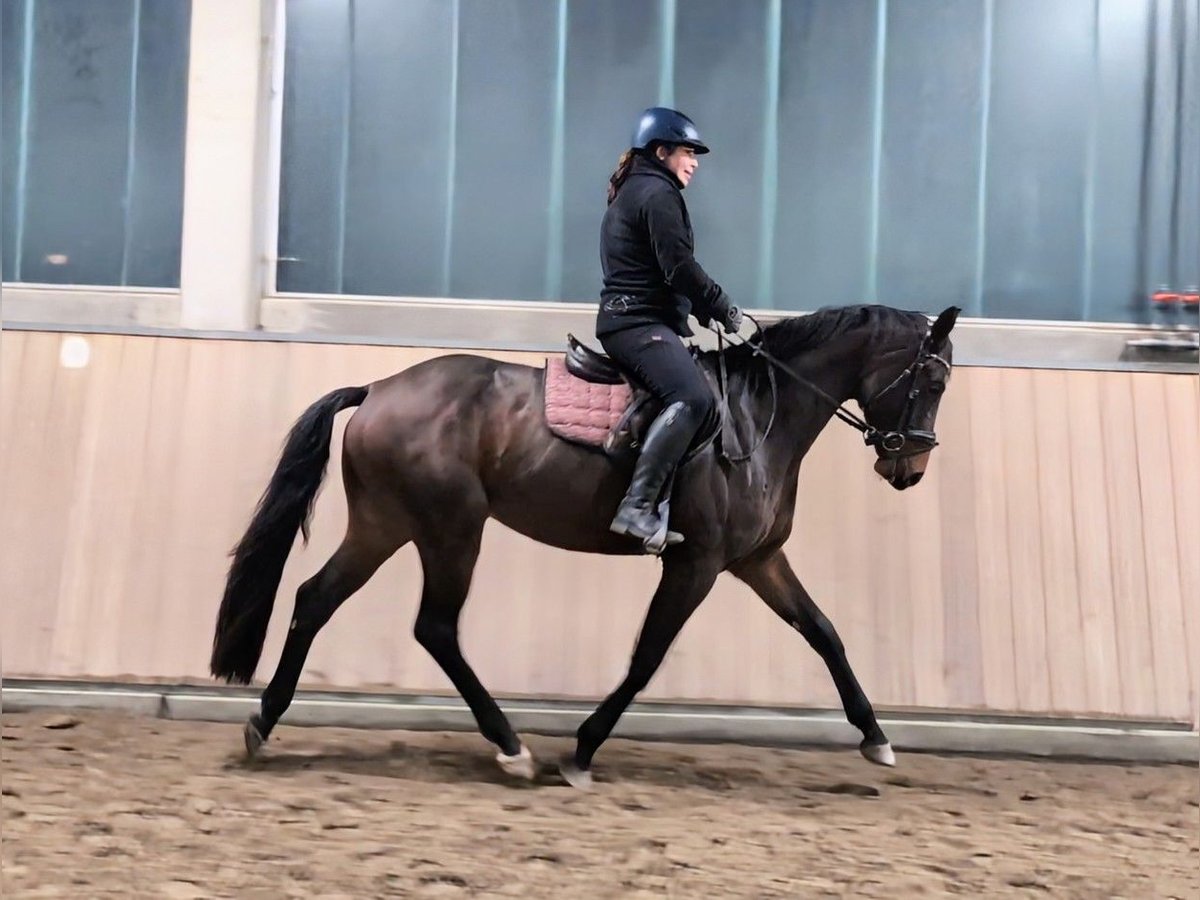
top-left (245, 527), bottom-right (401, 755)
top-left (411, 499), bottom-right (531, 779)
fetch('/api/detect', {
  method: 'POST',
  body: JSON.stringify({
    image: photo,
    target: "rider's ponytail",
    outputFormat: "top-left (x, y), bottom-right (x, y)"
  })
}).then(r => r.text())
top-left (607, 149), bottom-right (636, 205)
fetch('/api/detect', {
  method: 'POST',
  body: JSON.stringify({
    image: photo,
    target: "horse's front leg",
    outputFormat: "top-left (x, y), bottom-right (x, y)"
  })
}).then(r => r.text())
top-left (733, 549), bottom-right (894, 766)
top-left (562, 554), bottom-right (721, 788)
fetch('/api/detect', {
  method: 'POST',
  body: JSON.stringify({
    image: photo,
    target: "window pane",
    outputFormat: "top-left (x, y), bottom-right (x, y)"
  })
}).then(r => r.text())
top-left (342, 0), bottom-right (455, 297)
top-left (877, 0), bottom-right (986, 314)
top-left (125, 0), bottom-right (190, 287)
top-left (774, 0), bottom-right (879, 310)
top-left (0, 0), bottom-right (190, 288)
top-left (560, 0), bottom-right (663, 302)
top-left (1091, 0), bottom-right (1153, 323)
top-left (1, 0), bottom-right (26, 280)
top-left (983, 0), bottom-right (1093, 321)
top-left (21, 0), bottom-right (135, 285)
top-left (445, 0), bottom-right (558, 301)
top-left (276, 0), bottom-right (353, 294)
top-left (674, 0), bottom-right (769, 309)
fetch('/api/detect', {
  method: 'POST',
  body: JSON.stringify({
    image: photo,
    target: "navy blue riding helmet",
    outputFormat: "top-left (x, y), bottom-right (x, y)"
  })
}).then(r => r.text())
top-left (631, 107), bottom-right (710, 155)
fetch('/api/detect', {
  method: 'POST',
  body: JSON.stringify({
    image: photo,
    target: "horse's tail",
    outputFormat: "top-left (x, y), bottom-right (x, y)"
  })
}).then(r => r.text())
top-left (209, 385), bottom-right (369, 684)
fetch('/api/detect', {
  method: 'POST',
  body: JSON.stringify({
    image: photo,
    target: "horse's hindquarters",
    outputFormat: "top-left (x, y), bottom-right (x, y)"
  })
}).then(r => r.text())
top-left (353, 355), bottom-right (649, 557)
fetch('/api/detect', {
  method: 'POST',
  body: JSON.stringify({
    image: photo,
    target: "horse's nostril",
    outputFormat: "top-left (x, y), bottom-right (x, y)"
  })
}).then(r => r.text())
top-left (906, 472), bottom-right (924, 488)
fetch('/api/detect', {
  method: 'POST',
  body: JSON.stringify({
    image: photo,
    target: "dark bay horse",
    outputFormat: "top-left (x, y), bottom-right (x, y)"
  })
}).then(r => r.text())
top-left (210, 303), bottom-right (959, 786)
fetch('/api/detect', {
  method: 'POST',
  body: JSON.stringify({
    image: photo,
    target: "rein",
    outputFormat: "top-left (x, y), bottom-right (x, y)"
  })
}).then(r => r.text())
top-left (712, 327), bottom-right (777, 464)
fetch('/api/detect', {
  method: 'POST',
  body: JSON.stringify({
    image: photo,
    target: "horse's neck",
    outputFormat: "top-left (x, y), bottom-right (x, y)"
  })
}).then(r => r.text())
top-left (761, 331), bottom-right (872, 470)
top-left (779, 332), bottom-right (867, 425)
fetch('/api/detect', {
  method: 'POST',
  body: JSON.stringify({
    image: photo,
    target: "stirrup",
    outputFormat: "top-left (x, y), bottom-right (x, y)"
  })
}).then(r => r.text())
top-left (611, 461), bottom-right (685, 555)
top-left (609, 496), bottom-right (684, 555)
top-left (642, 496), bottom-right (685, 555)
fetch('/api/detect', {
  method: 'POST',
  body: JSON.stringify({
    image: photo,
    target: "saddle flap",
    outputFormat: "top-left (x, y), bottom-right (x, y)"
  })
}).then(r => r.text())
top-left (565, 334), bottom-right (626, 385)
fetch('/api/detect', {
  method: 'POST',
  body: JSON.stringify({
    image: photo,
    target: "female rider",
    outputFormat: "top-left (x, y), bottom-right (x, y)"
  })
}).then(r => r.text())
top-left (596, 106), bottom-right (743, 548)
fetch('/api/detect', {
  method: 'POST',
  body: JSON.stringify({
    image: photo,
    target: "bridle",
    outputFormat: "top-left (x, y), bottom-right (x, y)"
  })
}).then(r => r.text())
top-left (710, 312), bottom-right (950, 463)
top-left (858, 336), bottom-right (950, 457)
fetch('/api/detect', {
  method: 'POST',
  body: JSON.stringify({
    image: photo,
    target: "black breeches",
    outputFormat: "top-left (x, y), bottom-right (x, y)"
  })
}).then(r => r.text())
top-left (599, 324), bottom-right (716, 427)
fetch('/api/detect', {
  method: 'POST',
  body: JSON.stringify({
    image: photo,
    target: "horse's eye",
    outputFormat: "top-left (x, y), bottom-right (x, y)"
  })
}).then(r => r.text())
top-left (928, 382), bottom-right (945, 396)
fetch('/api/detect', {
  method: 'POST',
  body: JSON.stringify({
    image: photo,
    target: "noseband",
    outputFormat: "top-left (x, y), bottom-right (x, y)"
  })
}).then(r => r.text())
top-left (859, 342), bottom-right (950, 458)
top-left (711, 314), bottom-right (949, 462)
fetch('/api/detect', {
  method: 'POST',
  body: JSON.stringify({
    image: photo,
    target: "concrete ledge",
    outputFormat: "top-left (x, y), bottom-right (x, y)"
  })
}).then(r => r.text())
top-left (2, 684), bottom-right (165, 718)
top-left (1, 286), bottom-right (181, 329)
top-left (258, 294), bottom-right (1200, 373)
top-left (6, 293), bottom-right (1196, 373)
top-left (3, 681), bottom-right (1196, 765)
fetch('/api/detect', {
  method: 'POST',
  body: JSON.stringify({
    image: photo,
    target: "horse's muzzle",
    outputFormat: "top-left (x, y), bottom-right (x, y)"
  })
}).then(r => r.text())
top-left (874, 455), bottom-right (927, 490)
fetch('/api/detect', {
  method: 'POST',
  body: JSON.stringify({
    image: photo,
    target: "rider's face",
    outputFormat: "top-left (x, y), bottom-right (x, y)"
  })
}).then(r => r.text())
top-left (657, 145), bottom-right (699, 187)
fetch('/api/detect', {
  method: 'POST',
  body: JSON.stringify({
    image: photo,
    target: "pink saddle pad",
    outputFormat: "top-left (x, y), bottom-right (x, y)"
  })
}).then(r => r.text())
top-left (543, 357), bottom-right (632, 447)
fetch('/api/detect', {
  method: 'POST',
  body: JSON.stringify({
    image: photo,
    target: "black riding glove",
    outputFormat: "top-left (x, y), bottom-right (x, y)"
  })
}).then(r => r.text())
top-left (710, 294), bottom-right (743, 334)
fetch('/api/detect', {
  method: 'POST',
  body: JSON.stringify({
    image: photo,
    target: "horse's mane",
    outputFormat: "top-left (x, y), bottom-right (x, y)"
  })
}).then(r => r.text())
top-left (703, 304), bottom-right (927, 374)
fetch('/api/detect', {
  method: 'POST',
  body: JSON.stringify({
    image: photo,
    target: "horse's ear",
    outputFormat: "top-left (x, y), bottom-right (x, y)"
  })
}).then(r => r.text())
top-left (929, 306), bottom-right (961, 345)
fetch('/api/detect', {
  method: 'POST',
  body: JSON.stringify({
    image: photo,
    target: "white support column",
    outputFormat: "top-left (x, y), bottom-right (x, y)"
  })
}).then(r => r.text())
top-left (178, 0), bottom-right (276, 331)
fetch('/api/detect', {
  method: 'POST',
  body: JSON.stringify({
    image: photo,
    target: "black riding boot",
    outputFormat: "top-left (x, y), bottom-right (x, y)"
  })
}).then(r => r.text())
top-left (610, 401), bottom-right (703, 545)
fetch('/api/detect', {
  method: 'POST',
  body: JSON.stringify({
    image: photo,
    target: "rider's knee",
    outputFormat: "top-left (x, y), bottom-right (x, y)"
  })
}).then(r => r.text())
top-left (678, 392), bottom-right (715, 427)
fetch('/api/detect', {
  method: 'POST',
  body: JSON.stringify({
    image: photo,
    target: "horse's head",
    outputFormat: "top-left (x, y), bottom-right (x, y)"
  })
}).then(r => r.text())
top-left (858, 306), bottom-right (959, 490)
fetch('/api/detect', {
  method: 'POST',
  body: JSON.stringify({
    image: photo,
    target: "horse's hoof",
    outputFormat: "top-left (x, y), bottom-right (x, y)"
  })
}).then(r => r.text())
top-left (244, 715), bottom-right (267, 759)
top-left (860, 740), bottom-right (895, 767)
top-left (496, 744), bottom-right (536, 781)
top-left (559, 757), bottom-right (594, 790)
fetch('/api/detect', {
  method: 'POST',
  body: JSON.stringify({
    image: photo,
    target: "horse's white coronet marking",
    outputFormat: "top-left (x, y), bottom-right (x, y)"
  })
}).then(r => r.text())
top-left (496, 744), bottom-right (535, 780)
top-left (559, 759), bottom-right (594, 790)
top-left (860, 741), bottom-right (895, 767)
top-left (243, 718), bottom-right (265, 758)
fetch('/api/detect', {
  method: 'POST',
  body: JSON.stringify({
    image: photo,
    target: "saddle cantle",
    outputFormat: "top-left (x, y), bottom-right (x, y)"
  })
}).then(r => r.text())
top-left (565, 334), bottom-right (624, 384)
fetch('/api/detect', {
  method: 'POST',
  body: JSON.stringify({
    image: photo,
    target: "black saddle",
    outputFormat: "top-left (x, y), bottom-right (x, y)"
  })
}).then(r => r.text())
top-left (565, 334), bottom-right (627, 384)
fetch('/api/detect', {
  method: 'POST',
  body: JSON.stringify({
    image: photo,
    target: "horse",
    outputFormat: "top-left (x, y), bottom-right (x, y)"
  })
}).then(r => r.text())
top-left (209, 302), bottom-right (960, 787)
